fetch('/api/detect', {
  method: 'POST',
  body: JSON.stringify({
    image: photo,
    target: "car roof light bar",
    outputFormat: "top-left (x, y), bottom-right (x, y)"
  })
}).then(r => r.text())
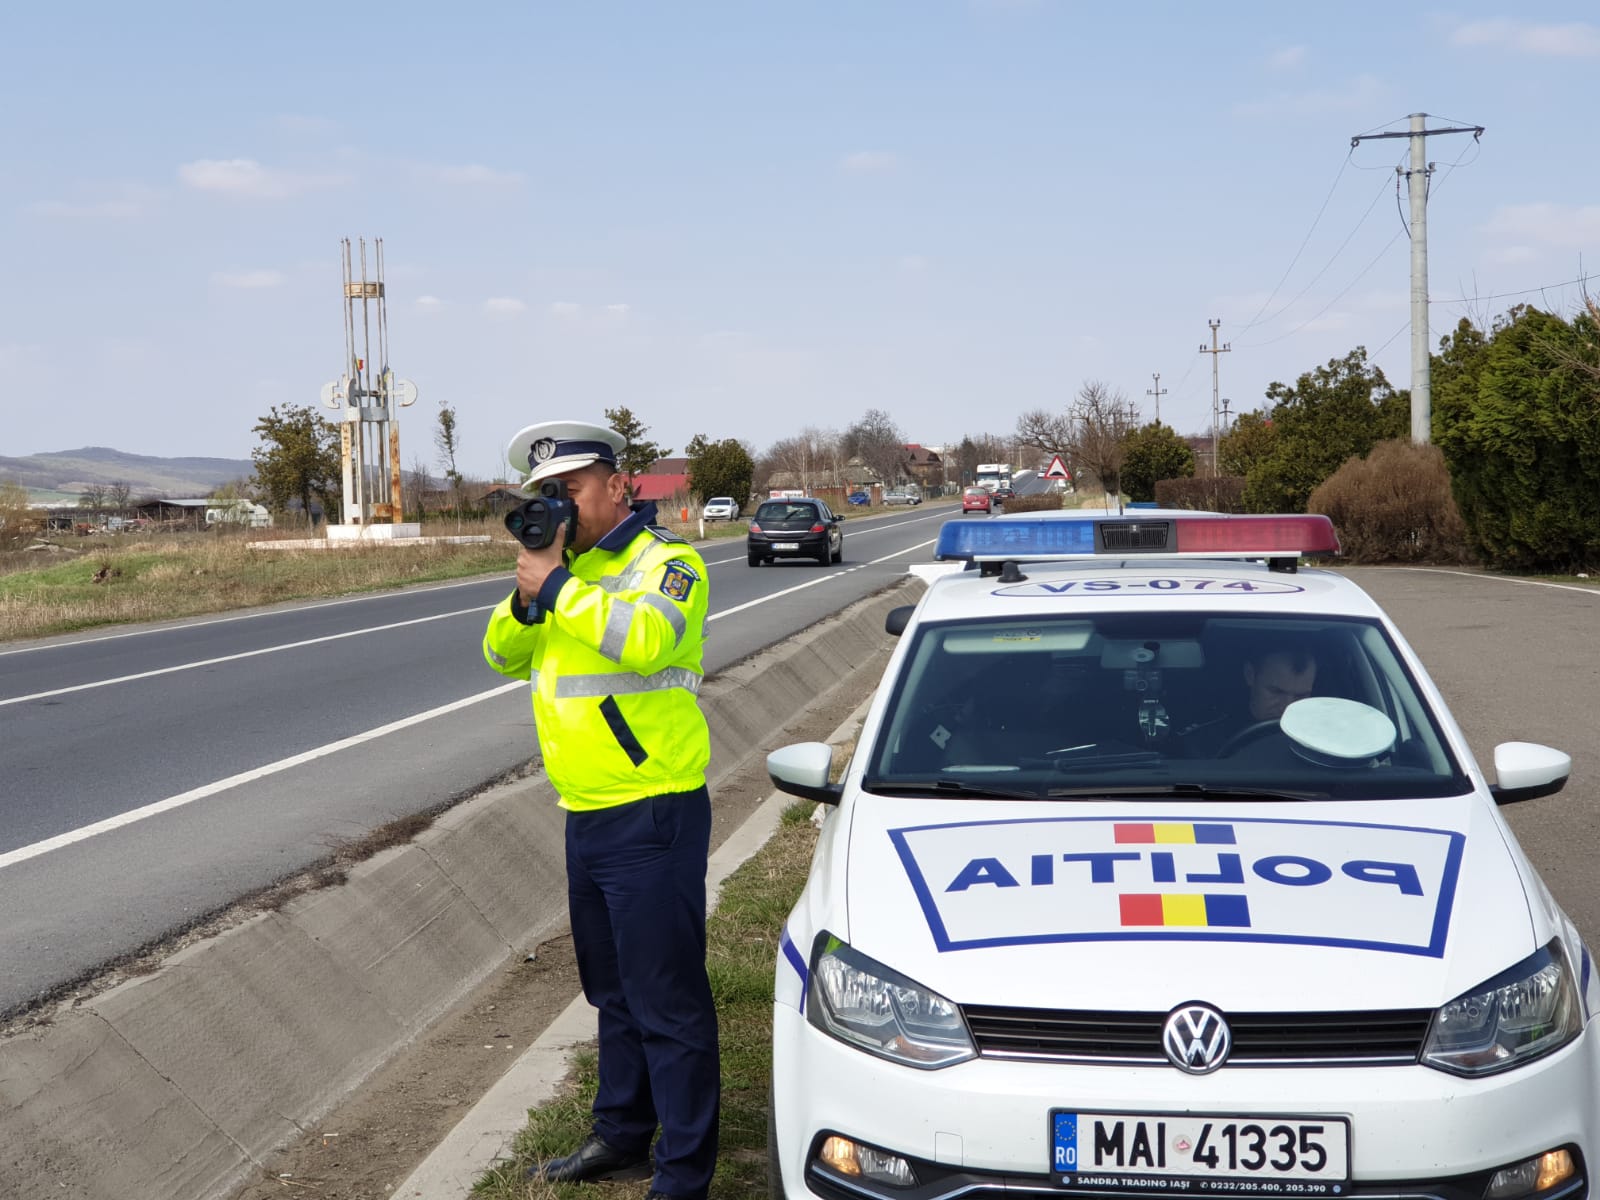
top-left (934, 514), bottom-right (1339, 564)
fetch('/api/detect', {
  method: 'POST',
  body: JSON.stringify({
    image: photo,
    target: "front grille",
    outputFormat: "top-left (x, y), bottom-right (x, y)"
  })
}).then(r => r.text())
top-left (1098, 521), bottom-right (1172, 552)
top-left (962, 1005), bottom-right (1432, 1065)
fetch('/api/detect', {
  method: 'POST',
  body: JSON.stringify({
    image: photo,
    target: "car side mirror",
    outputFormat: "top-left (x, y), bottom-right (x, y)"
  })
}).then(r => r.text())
top-left (767, 742), bottom-right (843, 806)
top-left (885, 605), bottom-right (914, 636)
top-left (1490, 741), bottom-right (1570, 805)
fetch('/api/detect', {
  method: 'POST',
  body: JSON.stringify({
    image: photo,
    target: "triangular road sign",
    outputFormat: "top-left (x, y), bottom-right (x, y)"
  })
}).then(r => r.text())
top-left (1044, 454), bottom-right (1070, 480)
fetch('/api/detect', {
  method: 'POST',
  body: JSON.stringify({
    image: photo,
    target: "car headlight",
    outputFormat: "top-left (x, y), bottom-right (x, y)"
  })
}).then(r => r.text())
top-left (1422, 940), bottom-right (1582, 1076)
top-left (807, 934), bottom-right (976, 1068)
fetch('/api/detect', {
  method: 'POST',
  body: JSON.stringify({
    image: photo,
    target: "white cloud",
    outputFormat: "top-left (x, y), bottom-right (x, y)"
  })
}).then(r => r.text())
top-left (425, 162), bottom-right (524, 186)
top-left (415, 295), bottom-right (443, 310)
top-left (1233, 74), bottom-right (1385, 117)
top-left (1451, 19), bottom-right (1600, 57)
top-left (213, 269), bottom-right (286, 289)
top-left (840, 150), bottom-right (898, 172)
top-left (177, 157), bottom-right (346, 198)
top-left (549, 301), bottom-right (582, 317)
top-left (484, 297), bottom-right (528, 315)
top-left (604, 303), bottom-right (630, 317)
top-left (1268, 45), bottom-right (1306, 70)
top-left (1481, 202), bottom-right (1600, 248)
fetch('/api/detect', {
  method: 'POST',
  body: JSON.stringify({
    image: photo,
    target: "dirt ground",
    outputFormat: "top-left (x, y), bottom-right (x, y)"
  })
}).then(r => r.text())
top-left (227, 681), bottom-right (871, 1200)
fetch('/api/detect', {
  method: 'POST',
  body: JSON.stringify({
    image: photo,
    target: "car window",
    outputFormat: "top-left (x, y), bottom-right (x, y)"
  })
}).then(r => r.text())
top-left (866, 612), bottom-right (1468, 801)
top-left (755, 501), bottom-right (818, 522)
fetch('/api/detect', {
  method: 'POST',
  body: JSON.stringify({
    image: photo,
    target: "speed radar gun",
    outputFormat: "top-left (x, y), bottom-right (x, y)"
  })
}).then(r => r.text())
top-left (504, 478), bottom-right (579, 551)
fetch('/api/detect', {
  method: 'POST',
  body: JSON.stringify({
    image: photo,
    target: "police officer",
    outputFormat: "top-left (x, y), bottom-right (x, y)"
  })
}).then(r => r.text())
top-left (483, 420), bottom-right (719, 1200)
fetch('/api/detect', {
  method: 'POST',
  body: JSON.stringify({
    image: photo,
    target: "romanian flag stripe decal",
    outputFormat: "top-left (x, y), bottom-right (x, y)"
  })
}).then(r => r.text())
top-left (1120, 893), bottom-right (1252, 928)
top-left (1115, 822), bottom-right (1236, 845)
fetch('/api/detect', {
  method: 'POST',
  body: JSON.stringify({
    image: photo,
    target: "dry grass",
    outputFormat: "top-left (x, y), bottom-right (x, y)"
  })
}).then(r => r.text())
top-left (0, 522), bottom-right (521, 643)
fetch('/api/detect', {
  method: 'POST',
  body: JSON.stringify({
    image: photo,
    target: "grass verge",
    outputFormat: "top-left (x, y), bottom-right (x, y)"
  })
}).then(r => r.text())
top-left (471, 798), bottom-right (821, 1199)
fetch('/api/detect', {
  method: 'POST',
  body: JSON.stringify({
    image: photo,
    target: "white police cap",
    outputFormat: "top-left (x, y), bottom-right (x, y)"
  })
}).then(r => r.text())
top-left (506, 420), bottom-right (628, 490)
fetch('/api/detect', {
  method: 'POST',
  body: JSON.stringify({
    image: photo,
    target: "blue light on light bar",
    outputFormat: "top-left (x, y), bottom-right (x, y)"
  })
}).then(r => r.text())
top-left (936, 517), bottom-right (1098, 561)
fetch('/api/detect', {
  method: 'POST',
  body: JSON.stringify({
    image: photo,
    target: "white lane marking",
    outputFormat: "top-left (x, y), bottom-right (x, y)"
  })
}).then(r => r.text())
top-left (1, 605), bottom-right (493, 707)
top-left (708, 538), bottom-right (936, 621)
top-left (1385, 567), bottom-right (1600, 597)
top-left (0, 574), bottom-right (509, 658)
top-left (0, 682), bottom-right (528, 872)
top-left (2, 534), bottom-right (941, 868)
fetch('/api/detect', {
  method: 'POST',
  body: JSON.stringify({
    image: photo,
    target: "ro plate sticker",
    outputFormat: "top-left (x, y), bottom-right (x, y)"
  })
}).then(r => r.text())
top-left (888, 815), bottom-right (1463, 957)
top-left (993, 577), bottom-right (1304, 598)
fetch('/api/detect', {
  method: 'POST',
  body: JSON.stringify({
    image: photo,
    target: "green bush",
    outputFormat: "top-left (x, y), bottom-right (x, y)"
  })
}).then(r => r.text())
top-left (1308, 440), bottom-right (1471, 564)
top-left (1154, 476), bottom-right (1246, 512)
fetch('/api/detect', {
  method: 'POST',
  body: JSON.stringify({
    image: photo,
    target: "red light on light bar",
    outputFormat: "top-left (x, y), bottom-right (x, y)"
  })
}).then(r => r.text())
top-left (1173, 514), bottom-right (1339, 555)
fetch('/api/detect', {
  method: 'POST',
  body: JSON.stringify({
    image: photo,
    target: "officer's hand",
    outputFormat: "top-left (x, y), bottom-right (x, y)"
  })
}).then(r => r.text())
top-left (516, 541), bottom-right (565, 608)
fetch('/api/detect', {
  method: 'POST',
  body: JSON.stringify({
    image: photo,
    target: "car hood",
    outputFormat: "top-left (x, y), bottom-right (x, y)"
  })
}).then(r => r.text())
top-left (841, 792), bottom-right (1536, 1013)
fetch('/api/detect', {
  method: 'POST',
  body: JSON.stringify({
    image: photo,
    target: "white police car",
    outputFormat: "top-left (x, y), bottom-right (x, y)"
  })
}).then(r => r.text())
top-left (766, 511), bottom-right (1597, 1200)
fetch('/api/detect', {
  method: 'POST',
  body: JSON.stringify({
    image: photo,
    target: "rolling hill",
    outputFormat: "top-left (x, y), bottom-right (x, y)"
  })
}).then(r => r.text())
top-left (2, 447), bottom-right (256, 502)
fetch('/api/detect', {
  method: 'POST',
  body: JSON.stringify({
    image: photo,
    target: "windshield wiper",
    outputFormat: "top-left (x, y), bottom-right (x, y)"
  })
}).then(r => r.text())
top-left (1041, 784), bottom-right (1326, 802)
top-left (864, 779), bottom-right (1046, 802)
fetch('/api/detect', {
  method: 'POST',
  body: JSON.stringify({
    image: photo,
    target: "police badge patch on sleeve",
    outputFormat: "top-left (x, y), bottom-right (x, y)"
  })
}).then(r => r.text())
top-left (660, 560), bottom-right (700, 601)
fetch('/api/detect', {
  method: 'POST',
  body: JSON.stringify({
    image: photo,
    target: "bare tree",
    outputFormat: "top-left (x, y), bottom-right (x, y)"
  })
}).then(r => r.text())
top-left (842, 408), bottom-right (906, 487)
top-left (1015, 410), bottom-right (1076, 465)
top-left (1070, 380), bottom-right (1140, 499)
top-left (763, 427), bottom-right (841, 494)
top-left (106, 480), bottom-right (131, 510)
top-left (79, 483), bottom-right (106, 510)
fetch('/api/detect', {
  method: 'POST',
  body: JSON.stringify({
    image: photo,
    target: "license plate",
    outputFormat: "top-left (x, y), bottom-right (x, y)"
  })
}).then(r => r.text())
top-left (773, 542), bottom-right (801, 550)
top-left (1051, 1110), bottom-right (1350, 1194)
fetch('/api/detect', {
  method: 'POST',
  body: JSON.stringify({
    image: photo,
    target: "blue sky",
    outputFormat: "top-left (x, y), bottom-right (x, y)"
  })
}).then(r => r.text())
top-left (3, 2), bottom-right (1597, 479)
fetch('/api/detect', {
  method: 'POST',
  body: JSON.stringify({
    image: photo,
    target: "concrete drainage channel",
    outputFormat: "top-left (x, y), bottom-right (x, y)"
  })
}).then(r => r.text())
top-left (0, 579), bottom-right (917, 1200)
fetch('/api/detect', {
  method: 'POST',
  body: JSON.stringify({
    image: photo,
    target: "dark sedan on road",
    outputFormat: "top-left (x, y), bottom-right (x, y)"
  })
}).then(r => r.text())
top-left (747, 498), bottom-right (843, 566)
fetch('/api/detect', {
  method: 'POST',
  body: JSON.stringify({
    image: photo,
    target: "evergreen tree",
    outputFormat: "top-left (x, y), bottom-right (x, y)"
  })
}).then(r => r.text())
top-left (1243, 348), bottom-right (1407, 512)
top-left (685, 434), bottom-right (755, 506)
top-left (1432, 308), bottom-right (1600, 570)
top-left (1120, 422), bottom-right (1195, 502)
top-left (251, 404), bottom-right (343, 525)
top-left (604, 406), bottom-right (672, 487)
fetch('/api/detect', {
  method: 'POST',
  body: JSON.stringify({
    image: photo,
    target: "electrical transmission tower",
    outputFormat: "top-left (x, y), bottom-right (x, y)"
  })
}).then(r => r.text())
top-left (1198, 320), bottom-right (1230, 475)
top-left (1146, 373), bottom-right (1167, 425)
top-left (1350, 113), bottom-right (1484, 444)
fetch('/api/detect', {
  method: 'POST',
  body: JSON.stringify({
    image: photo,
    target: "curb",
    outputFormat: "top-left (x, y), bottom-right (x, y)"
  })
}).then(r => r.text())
top-left (392, 690), bottom-right (876, 1198)
top-left (0, 581), bottom-right (914, 1200)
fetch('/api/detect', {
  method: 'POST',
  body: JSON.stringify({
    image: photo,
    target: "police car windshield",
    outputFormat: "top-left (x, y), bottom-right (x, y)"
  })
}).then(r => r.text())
top-left (865, 612), bottom-right (1470, 801)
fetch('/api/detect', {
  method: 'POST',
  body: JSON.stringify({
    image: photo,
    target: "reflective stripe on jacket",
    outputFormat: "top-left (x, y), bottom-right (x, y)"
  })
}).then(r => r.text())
top-left (483, 508), bottom-right (710, 811)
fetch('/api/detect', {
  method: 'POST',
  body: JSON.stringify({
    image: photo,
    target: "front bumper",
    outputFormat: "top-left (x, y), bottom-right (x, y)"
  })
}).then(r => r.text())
top-left (772, 1006), bottom-right (1599, 1200)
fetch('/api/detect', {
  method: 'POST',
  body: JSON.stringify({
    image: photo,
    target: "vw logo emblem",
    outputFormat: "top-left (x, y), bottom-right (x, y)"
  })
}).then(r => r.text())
top-left (1162, 1003), bottom-right (1231, 1074)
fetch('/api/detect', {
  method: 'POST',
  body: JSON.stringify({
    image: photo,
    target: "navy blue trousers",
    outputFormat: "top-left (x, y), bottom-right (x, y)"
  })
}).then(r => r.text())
top-left (565, 786), bottom-right (720, 1199)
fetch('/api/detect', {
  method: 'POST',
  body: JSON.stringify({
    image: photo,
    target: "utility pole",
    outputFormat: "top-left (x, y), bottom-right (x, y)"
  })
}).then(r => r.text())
top-left (1198, 319), bottom-right (1230, 477)
top-left (1351, 113), bottom-right (1483, 444)
top-left (1146, 373), bottom-right (1167, 425)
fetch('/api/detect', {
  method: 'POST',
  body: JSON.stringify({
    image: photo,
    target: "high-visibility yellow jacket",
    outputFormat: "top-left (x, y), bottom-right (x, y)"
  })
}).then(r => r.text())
top-left (483, 503), bottom-right (711, 811)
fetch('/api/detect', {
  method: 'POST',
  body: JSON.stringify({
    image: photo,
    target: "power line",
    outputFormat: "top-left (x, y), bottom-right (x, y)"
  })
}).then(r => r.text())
top-left (1431, 274), bottom-right (1599, 307)
top-left (1242, 166), bottom-right (1398, 335)
top-left (1237, 230), bottom-right (1407, 349)
top-left (1234, 152), bottom-right (1353, 336)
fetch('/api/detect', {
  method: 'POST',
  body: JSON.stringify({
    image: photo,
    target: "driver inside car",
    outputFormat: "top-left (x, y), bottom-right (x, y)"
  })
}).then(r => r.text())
top-left (1177, 646), bottom-right (1319, 757)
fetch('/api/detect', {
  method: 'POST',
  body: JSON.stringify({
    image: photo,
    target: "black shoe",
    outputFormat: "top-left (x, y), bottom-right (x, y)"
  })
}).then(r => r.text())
top-left (527, 1131), bottom-right (651, 1182)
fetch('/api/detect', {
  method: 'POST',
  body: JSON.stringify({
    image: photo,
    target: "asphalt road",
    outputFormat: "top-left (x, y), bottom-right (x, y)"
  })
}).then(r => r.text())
top-left (3, 539), bottom-right (1596, 1017)
top-left (0, 505), bottom-right (955, 1015)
